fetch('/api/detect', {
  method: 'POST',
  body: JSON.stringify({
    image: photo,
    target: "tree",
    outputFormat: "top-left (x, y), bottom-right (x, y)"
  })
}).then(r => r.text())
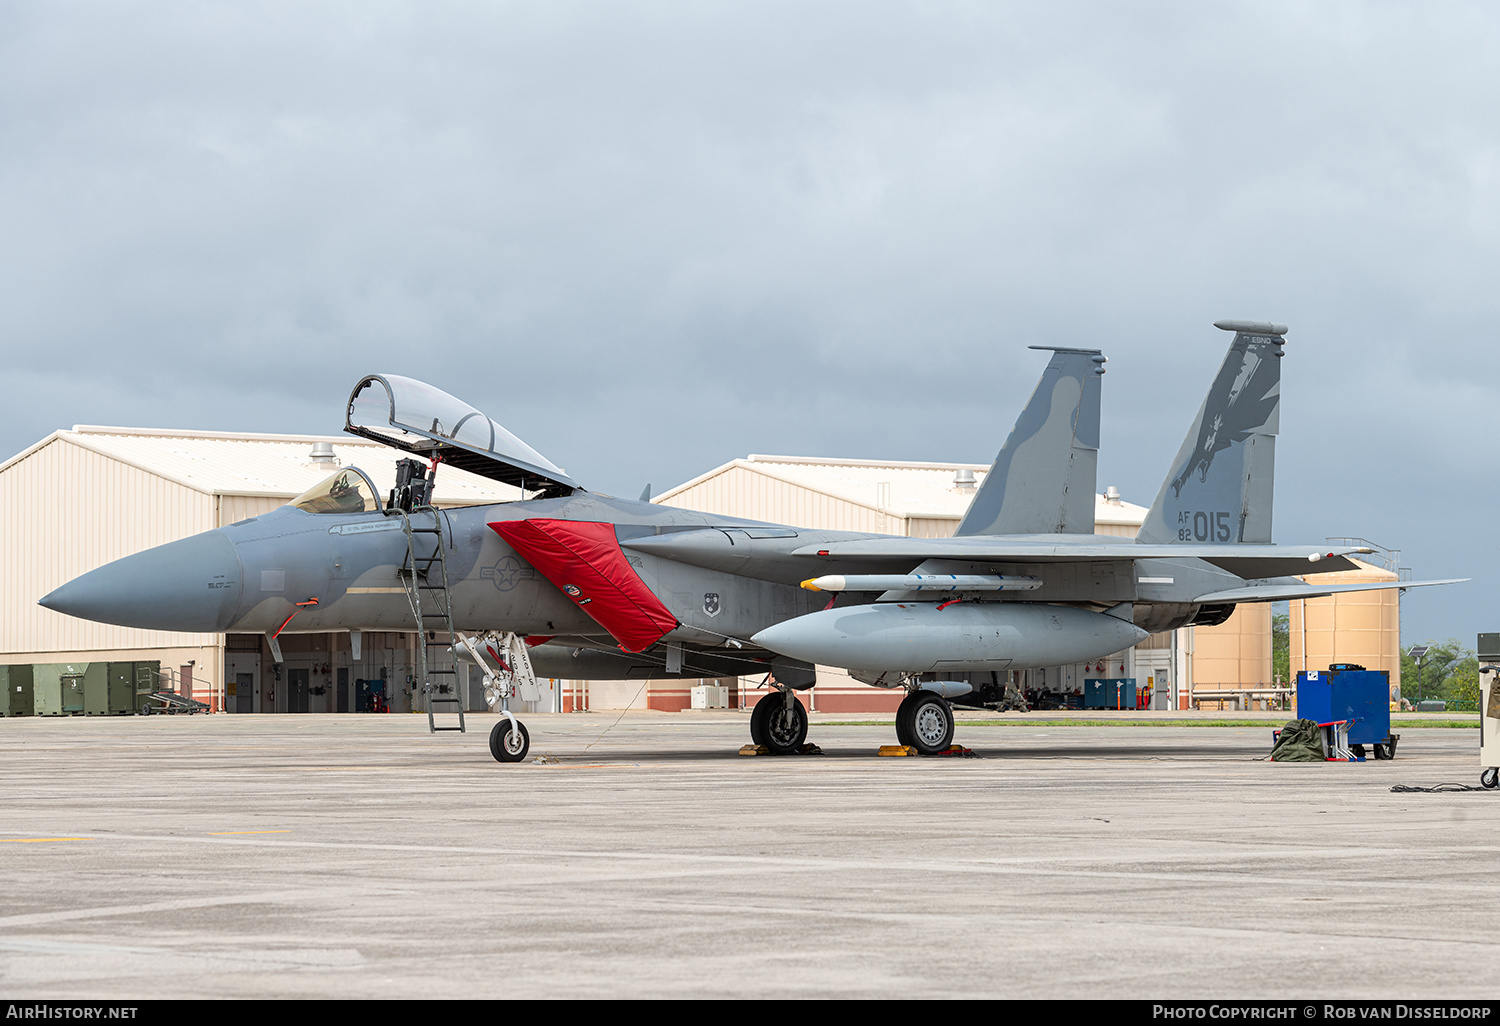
top-left (1446, 654), bottom-right (1480, 708)
top-left (1399, 639), bottom-right (1473, 703)
top-left (1272, 609), bottom-right (1290, 684)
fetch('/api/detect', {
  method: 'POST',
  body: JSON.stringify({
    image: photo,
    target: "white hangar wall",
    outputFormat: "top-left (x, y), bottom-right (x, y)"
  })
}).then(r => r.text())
top-left (0, 433), bottom-right (221, 663)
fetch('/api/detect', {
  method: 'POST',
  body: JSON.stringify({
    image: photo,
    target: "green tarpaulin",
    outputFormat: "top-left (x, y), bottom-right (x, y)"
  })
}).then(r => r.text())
top-left (1271, 719), bottom-right (1326, 762)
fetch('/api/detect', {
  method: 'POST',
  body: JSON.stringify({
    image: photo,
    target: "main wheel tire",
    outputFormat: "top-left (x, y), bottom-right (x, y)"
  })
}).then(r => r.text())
top-left (898, 691), bottom-right (954, 755)
top-left (752, 695), bottom-right (807, 755)
top-left (895, 691), bottom-right (920, 748)
top-left (489, 719), bottom-right (530, 763)
top-left (750, 696), bottom-right (771, 747)
top-left (1482, 767), bottom-right (1499, 790)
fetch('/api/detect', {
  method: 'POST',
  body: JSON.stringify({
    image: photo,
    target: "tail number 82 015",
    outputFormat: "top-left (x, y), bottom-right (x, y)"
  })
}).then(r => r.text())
top-left (1177, 510), bottom-right (1232, 542)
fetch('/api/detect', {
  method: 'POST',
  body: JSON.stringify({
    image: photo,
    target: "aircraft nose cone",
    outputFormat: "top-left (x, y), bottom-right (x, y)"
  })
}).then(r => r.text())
top-left (39, 530), bottom-right (244, 632)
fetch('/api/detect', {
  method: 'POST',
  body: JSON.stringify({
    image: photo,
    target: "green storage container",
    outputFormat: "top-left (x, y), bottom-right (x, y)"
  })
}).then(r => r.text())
top-left (104, 662), bottom-right (144, 715)
top-left (80, 663), bottom-right (111, 715)
top-left (133, 661), bottom-right (162, 713)
top-left (1, 665), bottom-right (34, 716)
top-left (32, 664), bottom-right (62, 715)
top-left (63, 664), bottom-right (95, 714)
top-left (32, 661), bottom-right (162, 715)
top-left (33, 663), bottom-right (97, 715)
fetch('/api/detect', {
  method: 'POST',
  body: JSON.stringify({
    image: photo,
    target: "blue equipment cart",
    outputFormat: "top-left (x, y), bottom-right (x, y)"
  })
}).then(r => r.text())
top-left (1296, 665), bottom-right (1399, 759)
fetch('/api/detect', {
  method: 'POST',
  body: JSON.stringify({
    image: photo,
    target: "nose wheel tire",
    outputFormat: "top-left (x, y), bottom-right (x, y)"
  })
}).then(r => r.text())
top-left (897, 691), bottom-right (954, 755)
top-left (751, 695), bottom-right (808, 755)
top-left (489, 719), bottom-right (530, 763)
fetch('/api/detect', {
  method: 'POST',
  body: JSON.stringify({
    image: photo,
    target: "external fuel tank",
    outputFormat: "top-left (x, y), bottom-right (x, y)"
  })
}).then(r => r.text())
top-left (751, 601), bottom-right (1148, 674)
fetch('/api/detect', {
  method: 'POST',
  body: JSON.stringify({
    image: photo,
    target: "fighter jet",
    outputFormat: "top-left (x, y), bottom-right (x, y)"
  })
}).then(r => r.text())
top-left (39, 321), bottom-right (1459, 762)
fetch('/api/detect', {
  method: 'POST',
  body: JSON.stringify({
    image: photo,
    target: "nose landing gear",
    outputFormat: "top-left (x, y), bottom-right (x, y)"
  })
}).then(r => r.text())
top-left (489, 715), bottom-right (530, 763)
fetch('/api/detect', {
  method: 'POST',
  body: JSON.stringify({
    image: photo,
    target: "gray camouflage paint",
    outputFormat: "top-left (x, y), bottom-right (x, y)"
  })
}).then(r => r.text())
top-left (955, 346), bottom-right (1104, 537)
top-left (1137, 326), bottom-right (1284, 545)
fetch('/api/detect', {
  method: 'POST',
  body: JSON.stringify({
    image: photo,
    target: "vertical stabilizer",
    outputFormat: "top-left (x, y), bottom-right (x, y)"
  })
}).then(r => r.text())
top-left (1136, 321), bottom-right (1286, 545)
top-left (956, 346), bottom-right (1105, 536)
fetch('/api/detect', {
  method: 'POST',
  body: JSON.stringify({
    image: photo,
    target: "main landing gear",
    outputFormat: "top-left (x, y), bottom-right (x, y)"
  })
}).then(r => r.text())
top-left (896, 689), bottom-right (955, 756)
top-left (750, 686), bottom-right (809, 755)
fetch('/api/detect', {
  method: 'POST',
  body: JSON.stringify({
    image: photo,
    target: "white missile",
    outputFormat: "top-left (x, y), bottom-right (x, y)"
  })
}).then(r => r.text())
top-left (800, 574), bottom-right (1043, 593)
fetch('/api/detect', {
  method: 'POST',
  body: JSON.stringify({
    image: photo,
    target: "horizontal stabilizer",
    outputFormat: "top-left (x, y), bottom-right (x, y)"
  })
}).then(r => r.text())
top-left (1192, 578), bottom-right (1466, 604)
top-left (1195, 555), bottom-right (1363, 579)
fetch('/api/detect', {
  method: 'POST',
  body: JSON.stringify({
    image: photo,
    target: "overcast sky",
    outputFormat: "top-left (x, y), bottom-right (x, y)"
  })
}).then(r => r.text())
top-left (2, 1), bottom-right (1495, 644)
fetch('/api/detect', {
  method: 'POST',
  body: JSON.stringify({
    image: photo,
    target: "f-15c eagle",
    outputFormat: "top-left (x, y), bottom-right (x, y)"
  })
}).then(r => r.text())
top-left (41, 321), bottom-right (1459, 761)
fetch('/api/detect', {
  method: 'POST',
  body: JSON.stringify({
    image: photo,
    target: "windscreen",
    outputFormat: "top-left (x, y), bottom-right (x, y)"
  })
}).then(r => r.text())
top-left (290, 469), bottom-right (381, 514)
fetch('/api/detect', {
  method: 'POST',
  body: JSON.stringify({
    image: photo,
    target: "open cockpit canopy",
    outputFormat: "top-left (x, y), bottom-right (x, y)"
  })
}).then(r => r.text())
top-left (344, 373), bottom-right (580, 497)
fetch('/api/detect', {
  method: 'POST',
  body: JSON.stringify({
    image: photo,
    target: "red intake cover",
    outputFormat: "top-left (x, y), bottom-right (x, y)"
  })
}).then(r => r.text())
top-left (487, 519), bottom-right (678, 653)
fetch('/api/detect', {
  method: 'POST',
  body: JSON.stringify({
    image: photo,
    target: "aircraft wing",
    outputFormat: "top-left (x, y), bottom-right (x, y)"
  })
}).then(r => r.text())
top-left (790, 537), bottom-right (1372, 575)
top-left (622, 529), bottom-right (1383, 584)
top-left (1190, 578), bottom-right (1467, 604)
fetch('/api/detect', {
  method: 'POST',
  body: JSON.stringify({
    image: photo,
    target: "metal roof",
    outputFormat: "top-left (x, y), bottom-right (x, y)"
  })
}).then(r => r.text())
top-left (8, 426), bottom-right (522, 505)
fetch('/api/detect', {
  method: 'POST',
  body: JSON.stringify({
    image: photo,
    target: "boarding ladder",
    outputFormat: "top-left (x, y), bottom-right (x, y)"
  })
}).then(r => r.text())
top-left (397, 505), bottom-right (465, 733)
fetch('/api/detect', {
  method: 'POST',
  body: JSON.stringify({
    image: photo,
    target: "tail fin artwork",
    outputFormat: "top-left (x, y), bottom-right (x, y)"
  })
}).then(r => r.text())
top-left (1136, 320), bottom-right (1286, 545)
top-left (955, 346), bottom-right (1106, 536)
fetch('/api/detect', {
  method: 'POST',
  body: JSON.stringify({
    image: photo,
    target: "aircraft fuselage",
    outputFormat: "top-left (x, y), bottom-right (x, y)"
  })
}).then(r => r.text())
top-left (42, 486), bottom-right (1235, 671)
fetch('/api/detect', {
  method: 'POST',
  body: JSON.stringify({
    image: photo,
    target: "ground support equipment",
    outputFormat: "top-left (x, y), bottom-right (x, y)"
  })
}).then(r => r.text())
top-left (1272, 720), bottom-right (1363, 761)
top-left (1296, 667), bottom-right (1397, 758)
top-left (1480, 664), bottom-right (1500, 789)
top-left (139, 691), bottom-right (210, 715)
